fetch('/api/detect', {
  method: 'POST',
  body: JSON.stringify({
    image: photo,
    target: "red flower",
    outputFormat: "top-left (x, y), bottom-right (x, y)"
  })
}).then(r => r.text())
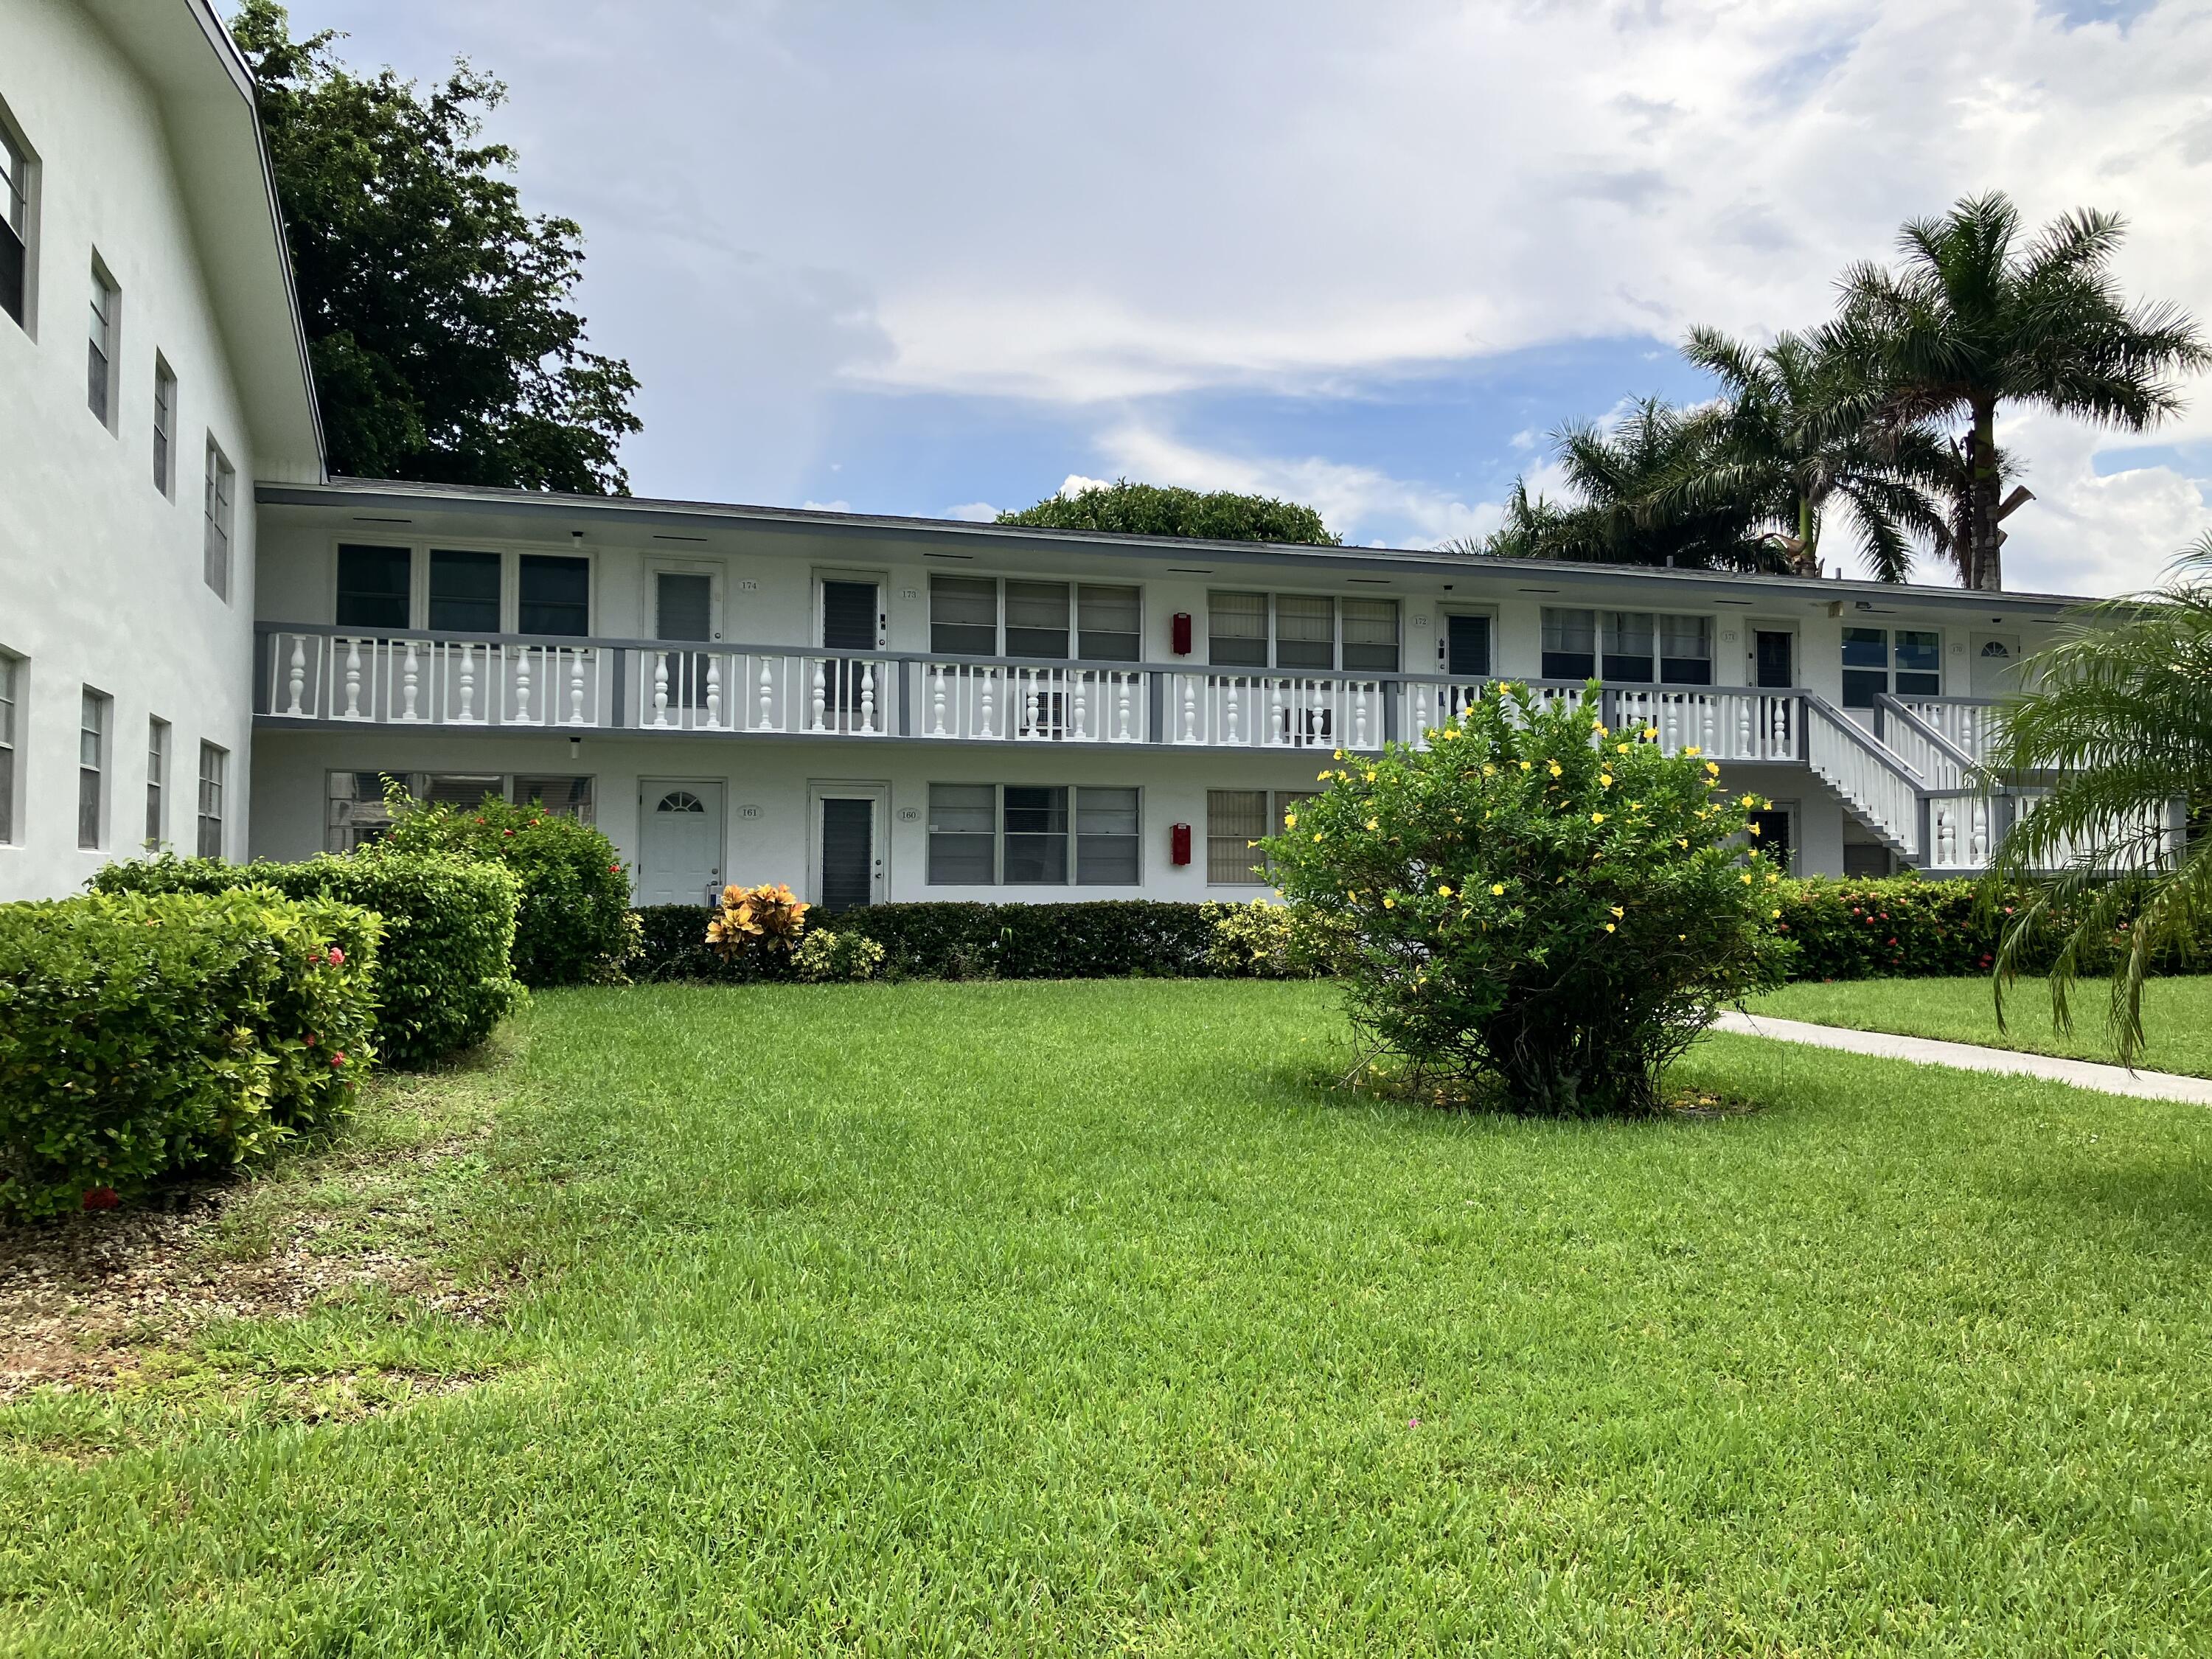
top-left (327, 947), bottom-right (345, 967)
top-left (330, 1052), bottom-right (347, 1068)
top-left (608, 863), bottom-right (621, 873)
top-left (503, 829), bottom-right (515, 838)
top-left (82, 1186), bottom-right (119, 1211)
top-left (305, 1032), bottom-right (318, 1046)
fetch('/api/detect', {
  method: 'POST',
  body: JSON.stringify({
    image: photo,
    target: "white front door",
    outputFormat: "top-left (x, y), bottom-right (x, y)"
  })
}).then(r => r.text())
top-left (636, 780), bottom-right (725, 906)
top-left (807, 781), bottom-right (888, 912)
top-left (1971, 633), bottom-right (2021, 699)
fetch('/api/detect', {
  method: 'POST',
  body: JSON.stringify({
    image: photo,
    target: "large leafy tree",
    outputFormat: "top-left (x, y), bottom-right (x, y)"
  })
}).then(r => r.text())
top-left (1985, 535), bottom-right (2212, 1062)
top-left (1826, 192), bottom-right (2207, 591)
top-left (1665, 327), bottom-right (1952, 582)
top-left (997, 480), bottom-right (1340, 545)
top-left (1481, 397), bottom-right (1780, 572)
top-left (233, 2), bottom-right (641, 493)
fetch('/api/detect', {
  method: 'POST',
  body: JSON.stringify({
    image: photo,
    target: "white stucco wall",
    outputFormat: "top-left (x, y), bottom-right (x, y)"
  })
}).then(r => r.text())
top-left (0, 0), bottom-right (268, 898)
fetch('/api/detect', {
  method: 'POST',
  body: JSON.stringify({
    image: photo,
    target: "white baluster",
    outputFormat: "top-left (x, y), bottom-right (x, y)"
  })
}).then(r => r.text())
top-left (1073, 672), bottom-right (1088, 740)
top-left (568, 651), bottom-right (585, 726)
top-left (1116, 675), bottom-right (1132, 742)
top-left (514, 649), bottom-right (532, 725)
top-left (1267, 678), bottom-right (1284, 748)
top-left (1416, 683), bottom-right (1433, 747)
top-left (810, 659), bottom-right (827, 732)
top-left (933, 665), bottom-right (948, 735)
top-left (652, 651), bottom-right (671, 726)
top-left (285, 636), bottom-right (307, 716)
top-left (1181, 676), bottom-right (1196, 742)
top-left (1969, 799), bottom-right (1989, 865)
top-left (978, 667), bottom-right (995, 739)
top-left (341, 638), bottom-right (363, 719)
top-left (399, 641), bottom-right (420, 721)
top-left (1935, 804), bottom-right (1956, 866)
top-left (1024, 673), bottom-right (1040, 739)
top-left (1225, 677), bottom-right (1241, 745)
top-left (706, 655), bottom-right (723, 728)
top-left (1354, 682), bottom-right (1371, 749)
top-left (1735, 695), bottom-right (1751, 759)
top-left (457, 643), bottom-right (477, 723)
top-left (860, 661), bottom-right (877, 734)
top-left (757, 657), bottom-right (774, 730)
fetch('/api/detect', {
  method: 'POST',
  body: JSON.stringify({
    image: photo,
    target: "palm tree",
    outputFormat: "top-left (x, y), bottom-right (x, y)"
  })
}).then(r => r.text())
top-left (1482, 397), bottom-right (1781, 572)
top-left (1666, 327), bottom-right (1952, 582)
top-left (1826, 192), bottom-right (2208, 591)
top-left (1984, 536), bottom-right (2212, 1062)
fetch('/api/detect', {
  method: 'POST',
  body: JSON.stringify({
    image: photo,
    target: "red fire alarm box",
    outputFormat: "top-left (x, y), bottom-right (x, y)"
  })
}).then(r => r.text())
top-left (1171, 612), bottom-right (1193, 655)
top-left (1170, 823), bottom-right (1192, 866)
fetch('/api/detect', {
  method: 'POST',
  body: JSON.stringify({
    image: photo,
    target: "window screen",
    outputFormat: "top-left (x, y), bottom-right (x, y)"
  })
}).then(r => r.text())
top-left (1602, 611), bottom-right (1655, 681)
top-left (1445, 613), bottom-right (1492, 678)
top-left (930, 576), bottom-right (997, 656)
top-left (1001, 785), bottom-right (1068, 883)
top-left (1541, 608), bottom-right (1596, 680)
top-left (1841, 627), bottom-right (1889, 709)
top-left (1341, 598), bottom-right (1399, 672)
top-left (77, 689), bottom-right (106, 849)
top-left (423, 773), bottom-right (504, 810)
top-left (1075, 787), bottom-right (1140, 884)
top-left (1275, 595), bottom-right (1335, 670)
top-left (196, 742), bottom-right (225, 859)
top-left (519, 555), bottom-right (590, 636)
top-left (1895, 630), bottom-right (1941, 695)
top-left (336, 544), bottom-right (412, 630)
top-left (1208, 592), bottom-right (1268, 668)
top-left (0, 127), bottom-right (25, 328)
top-left (1077, 585), bottom-right (1141, 661)
top-left (87, 264), bottom-right (115, 425)
top-left (1206, 790), bottom-right (1268, 885)
top-left (429, 550), bottom-right (501, 633)
top-left (1005, 581), bottom-right (1070, 658)
top-left (927, 783), bottom-right (996, 883)
top-left (203, 442), bottom-right (234, 599)
top-left (1658, 615), bottom-right (1712, 685)
top-left (512, 776), bottom-right (596, 821)
top-left (0, 653), bottom-right (16, 844)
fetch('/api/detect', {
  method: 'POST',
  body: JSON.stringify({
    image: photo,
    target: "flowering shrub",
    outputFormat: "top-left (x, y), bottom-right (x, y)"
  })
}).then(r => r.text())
top-left (707, 883), bottom-right (809, 964)
top-left (380, 787), bottom-right (631, 987)
top-left (0, 890), bottom-right (379, 1216)
top-left (793, 928), bottom-right (887, 983)
top-left (1262, 683), bottom-right (1790, 1116)
top-left (1201, 900), bottom-right (1332, 978)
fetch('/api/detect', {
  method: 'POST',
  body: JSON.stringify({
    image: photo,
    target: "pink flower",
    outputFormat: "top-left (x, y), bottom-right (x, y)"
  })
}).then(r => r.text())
top-left (327, 947), bottom-right (344, 967)
top-left (82, 1186), bottom-right (119, 1210)
top-left (305, 1033), bottom-right (318, 1046)
top-left (330, 1052), bottom-right (347, 1068)
top-left (1408, 1418), bottom-right (1422, 1428)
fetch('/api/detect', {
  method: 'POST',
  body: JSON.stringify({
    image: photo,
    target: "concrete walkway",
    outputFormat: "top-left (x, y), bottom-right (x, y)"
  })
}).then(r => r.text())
top-left (1710, 1009), bottom-right (2212, 1105)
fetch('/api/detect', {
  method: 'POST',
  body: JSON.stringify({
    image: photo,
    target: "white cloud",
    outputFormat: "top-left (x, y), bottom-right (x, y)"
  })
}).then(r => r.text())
top-left (800, 498), bottom-right (851, 513)
top-left (1984, 410), bottom-right (2212, 597)
top-left (943, 501), bottom-right (999, 522)
top-left (1058, 474), bottom-right (1113, 499)
top-left (1094, 422), bottom-right (1502, 549)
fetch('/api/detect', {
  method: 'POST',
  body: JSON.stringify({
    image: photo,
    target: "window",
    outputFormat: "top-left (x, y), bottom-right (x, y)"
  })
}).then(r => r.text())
top-left (145, 717), bottom-right (168, 847)
top-left (1443, 613), bottom-right (1492, 678)
top-left (1601, 611), bottom-right (1654, 681)
top-left (1541, 608), bottom-right (1596, 680)
top-left (87, 260), bottom-right (117, 426)
top-left (1747, 804), bottom-right (1796, 875)
top-left (518, 554), bottom-right (590, 636)
top-left (1205, 789), bottom-right (1317, 884)
top-left (0, 651), bottom-right (18, 844)
top-left (0, 114), bottom-right (29, 329)
top-left (203, 439), bottom-right (234, 598)
top-left (78, 689), bottom-right (108, 849)
top-left (926, 784), bottom-right (1141, 885)
top-left (336, 544), bottom-right (412, 629)
top-left (926, 578), bottom-right (1144, 661)
top-left (1841, 627), bottom-right (1941, 709)
top-left (196, 742), bottom-right (226, 859)
top-left (428, 549), bottom-right (500, 632)
top-left (152, 357), bottom-right (176, 495)
top-left (325, 771), bottom-right (595, 851)
top-left (1660, 615), bottom-right (1713, 685)
top-left (1208, 592), bottom-right (1398, 672)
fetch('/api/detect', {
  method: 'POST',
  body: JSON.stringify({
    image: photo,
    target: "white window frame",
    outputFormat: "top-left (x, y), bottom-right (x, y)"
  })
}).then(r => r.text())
top-left (925, 782), bottom-right (1144, 887)
top-left (926, 575), bottom-right (1144, 663)
top-left (78, 687), bottom-right (110, 850)
top-left (197, 742), bottom-right (228, 859)
top-left (0, 648), bottom-right (21, 846)
top-left (145, 715), bottom-right (169, 849)
top-left (204, 438), bottom-right (235, 599)
top-left (87, 255), bottom-right (118, 430)
top-left (331, 540), bottom-right (600, 636)
top-left (152, 355), bottom-right (177, 497)
top-left (1840, 625), bottom-right (1944, 709)
top-left (0, 97), bottom-right (38, 335)
top-left (1540, 605), bottom-right (1715, 685)
top-left (1206, 591), bottom-right (1400, 674)
top-left (1204, 788), bottom-right (1317, 886)
top-left (325, 770), bottom-right (597, 851)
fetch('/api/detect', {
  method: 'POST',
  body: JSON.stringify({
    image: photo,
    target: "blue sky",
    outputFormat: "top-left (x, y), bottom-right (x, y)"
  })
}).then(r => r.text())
top-left (257, 0), bottom-right (2212, 594)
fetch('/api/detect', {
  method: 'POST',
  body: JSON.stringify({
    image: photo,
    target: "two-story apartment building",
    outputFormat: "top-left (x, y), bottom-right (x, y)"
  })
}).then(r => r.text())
top-left (0, 0), bottom-right (2090, 912)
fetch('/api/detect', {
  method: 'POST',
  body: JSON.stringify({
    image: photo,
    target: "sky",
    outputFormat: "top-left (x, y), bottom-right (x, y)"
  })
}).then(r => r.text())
top-left (260, 0), bottom-right (2212, 595)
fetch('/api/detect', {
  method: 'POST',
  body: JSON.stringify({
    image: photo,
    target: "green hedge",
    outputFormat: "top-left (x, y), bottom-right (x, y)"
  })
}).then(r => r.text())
top-left (634, 880), bottom-right (2212, 986)
top-left (94, 852), bottom-right (521, 1067)
top-left (0, 890), bottom-right (380, 1217)
top-left (379, 793), bottom-right (633, 987)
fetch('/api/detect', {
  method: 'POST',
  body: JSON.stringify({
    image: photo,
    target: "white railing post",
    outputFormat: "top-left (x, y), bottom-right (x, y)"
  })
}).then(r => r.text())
top-left (705, 655), bottom-right (723, 729)
top-left (568, 651), bottom-right (586, 726)
top-left (653, 651), bottom-right (672, 727)
top-left (457, 642), bottom-right (477, 723)
top-left (341, 638), bottom-right (363, 719)
top-left (810, 659), bottom-right (827, 732)
top-left (860, 661), bottom-right (877, 734)
top-left (514, 649), bottom-right (532, 725)
top-left (285, 636), bottom-right (307, 716)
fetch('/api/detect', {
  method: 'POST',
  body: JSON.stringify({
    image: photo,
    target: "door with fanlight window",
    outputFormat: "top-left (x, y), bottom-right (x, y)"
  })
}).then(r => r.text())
top-left (636, 781), bottom-right (724, 906)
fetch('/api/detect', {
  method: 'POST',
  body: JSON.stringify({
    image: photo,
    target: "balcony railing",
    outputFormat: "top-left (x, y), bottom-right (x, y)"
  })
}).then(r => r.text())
top-left (255, 624), bottom-right (1829, 761)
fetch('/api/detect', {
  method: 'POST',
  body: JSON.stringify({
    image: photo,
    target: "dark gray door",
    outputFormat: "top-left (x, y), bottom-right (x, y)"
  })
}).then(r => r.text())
top-left (1445, 613), bottom-right (1492, 678)
top-left (821, 581), bottom-right (879, 650)
top-left (820, 797), bottom-right (875, 913)
top-left (1753, 630), bottom-right (1794, 689)
top-left (656, 572), bottom-right (714, 708)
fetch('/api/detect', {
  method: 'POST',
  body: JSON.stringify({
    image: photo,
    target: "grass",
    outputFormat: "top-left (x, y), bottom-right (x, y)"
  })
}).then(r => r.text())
top-left (5, 980), bottom-right (2212, 1655)
top-left (1747, 973), bottom-right (2212, 1078)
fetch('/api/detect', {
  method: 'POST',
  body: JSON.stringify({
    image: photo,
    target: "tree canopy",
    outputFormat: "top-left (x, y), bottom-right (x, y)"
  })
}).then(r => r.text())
top-left (234, 1), bottom-right (640, 493)
top-left (996, 481), bottom-right (1341, 545)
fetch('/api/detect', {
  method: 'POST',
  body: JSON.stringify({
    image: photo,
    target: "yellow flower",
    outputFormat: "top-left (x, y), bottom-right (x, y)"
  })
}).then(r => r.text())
top-left (1679, 933), bottom-right (1688, 941)
top-left (1548, 762), bottom-right (1564, 778)
top-left (1740, 873), bottom-right (1753, 884)
top-left (1590, 812), bottom-right (1607, 824)
top-left (1482, 763), bottom-right (1497, 776)
top-left (1490, 883), bottom-right (1506, 896)
top-left (1748, 821), bottom-right (1761, 835)
top-left (1519, 760), bottom-right (1532, 771)
top-left (1604, 922), bottom-right (1616, 933)
top-left (1767, 872), bottom-right (1780, 884)
top-left (1676, 837), bottom-right (1688, 848)
top-left (1312, 832), bottom-right (1323, 842)
top-left (1365, 769), bottom-right (1378, 782)
top-left (1438, 727), bottom-right (1458, 741)
top-left (1365, 818), bottom-right (1380, 832)
top-left (1684, 745), bottom-right (1701, 757)
top-left (1333, 749), bottom-right (1346, 761)
top-left (1284, 813), bottom-right (1298, 828)
top-left (1383, 895), bottom-right (1396, 908)
top-left (1770, 908), bottom-right (1782, 919)
top-left (1599, 773), bottom-right (1613, 787)
top-left (1610, 905), bottom-right (1624, 917)
top-left (1741, 794), bottom-right (1757, 807)
top-left (1705, 760), bottom-right (1720, 774)
top-left (1594, 722), bottom-right (1608, 736)
top-left (1615, 741), bottom-right (1631, 754)
top-left (1316, 770), bottom-right (1331, 781)
top-left (1643, 726), bottom-right (1658, 741)
top-left (1436, 884), bottom-right (1454, 898)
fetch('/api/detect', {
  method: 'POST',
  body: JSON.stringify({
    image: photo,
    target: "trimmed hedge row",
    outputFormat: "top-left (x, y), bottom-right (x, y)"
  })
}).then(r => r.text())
top-left (634, 877), bottom-right (2212, 985)
top-left (94, 852), bottom-right (522, 1067)
top-left (0, 890), bottom-right (380, 1217)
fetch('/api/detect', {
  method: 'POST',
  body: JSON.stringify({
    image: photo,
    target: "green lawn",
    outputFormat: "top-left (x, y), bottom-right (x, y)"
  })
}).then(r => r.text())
top-left (7, 981), bottom-right (2212, 1655)
top-left (1747, 973), bottom-right (2212, 1078)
